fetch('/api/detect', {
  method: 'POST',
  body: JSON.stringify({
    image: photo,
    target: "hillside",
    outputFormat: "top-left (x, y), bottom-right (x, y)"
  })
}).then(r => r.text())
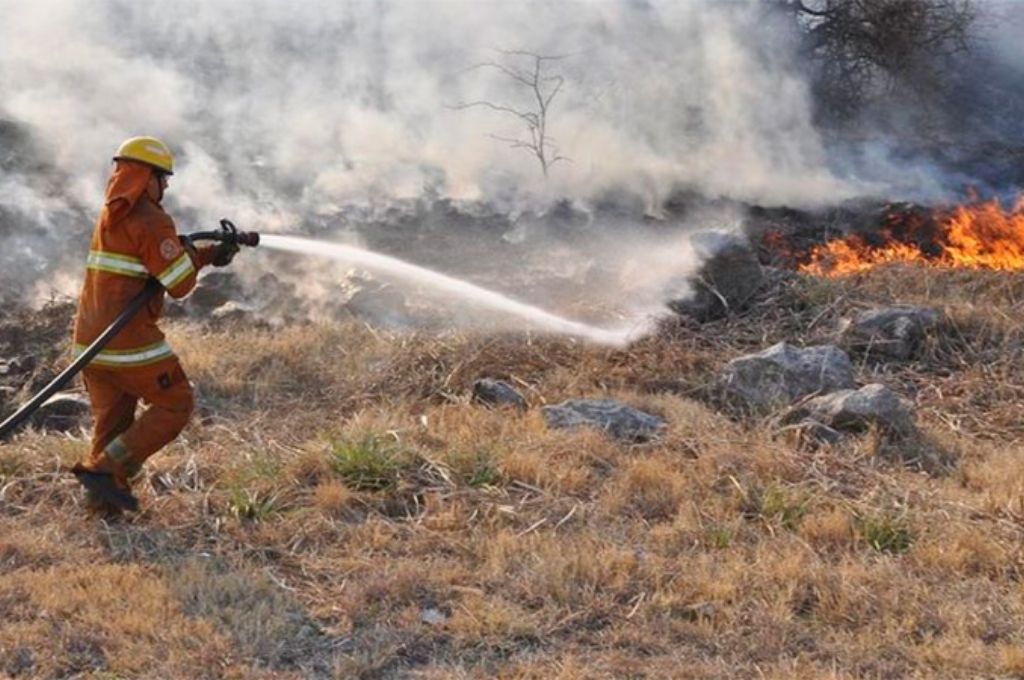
top-left (3, 262), bottom-right (1024, 679)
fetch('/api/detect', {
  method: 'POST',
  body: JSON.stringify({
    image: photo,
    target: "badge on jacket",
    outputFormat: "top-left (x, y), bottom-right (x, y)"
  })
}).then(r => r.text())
top-left (160, 238), bottom-right (182, 261)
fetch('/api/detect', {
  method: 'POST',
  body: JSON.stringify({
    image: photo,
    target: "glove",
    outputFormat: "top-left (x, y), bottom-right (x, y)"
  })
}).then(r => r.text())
top-left (211, 241), bottom-right (239, 267)
top-left (179, 234), bottom-right (198, 257)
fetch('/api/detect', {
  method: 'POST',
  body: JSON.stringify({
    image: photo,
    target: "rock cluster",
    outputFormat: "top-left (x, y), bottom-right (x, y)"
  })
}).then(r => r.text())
top-left (471, 301), bottom-right (942, 452)
top-left (710, 300), bottom-right (948, 452)
top-left (718, 340), bottom-right (922, 443)
top-left (720, 342), bottom-right (855, 413)
top-left (470, 378), bottom-right (665, 443)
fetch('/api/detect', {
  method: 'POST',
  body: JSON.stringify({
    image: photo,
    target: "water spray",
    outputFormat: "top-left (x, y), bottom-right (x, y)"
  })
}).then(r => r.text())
top-left (258, 234), bottom-right (647, 346)
top-left (0, 224), bottom-right (646, 440)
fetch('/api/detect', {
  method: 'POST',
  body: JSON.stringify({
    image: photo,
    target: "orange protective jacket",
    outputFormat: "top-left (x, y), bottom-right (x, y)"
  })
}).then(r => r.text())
top-left (73, 161), bottom-right (215, 369)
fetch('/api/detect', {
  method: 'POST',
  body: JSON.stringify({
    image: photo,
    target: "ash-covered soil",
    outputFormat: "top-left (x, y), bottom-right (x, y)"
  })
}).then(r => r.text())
top-left (0, 300), bottom-right (76, 415)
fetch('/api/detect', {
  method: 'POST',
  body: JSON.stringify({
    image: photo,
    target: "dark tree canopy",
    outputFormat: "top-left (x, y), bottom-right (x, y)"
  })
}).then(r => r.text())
top-left (769, 0), bottom-right (976, 120)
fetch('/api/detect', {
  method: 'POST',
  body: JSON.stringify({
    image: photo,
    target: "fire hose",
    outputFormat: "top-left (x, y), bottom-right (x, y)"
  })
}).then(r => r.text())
top-left (0, 219), bottom-right (260, 441)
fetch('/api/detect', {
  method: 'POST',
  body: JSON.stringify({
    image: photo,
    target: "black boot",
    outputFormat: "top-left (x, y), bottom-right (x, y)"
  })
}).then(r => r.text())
top-left (70, 465), bottom-right (139, 512)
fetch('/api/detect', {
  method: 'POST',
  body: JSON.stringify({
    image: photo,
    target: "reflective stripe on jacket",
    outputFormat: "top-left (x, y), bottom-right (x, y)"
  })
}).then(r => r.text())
top-left (73, 160), bottom-right (216, 369)
top-left (73, 340), bottom-right (175, 368)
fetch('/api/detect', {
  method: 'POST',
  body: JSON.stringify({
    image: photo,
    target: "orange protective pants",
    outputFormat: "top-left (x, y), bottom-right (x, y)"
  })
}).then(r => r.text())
top-left (80, 359), bottom-right (195, 487)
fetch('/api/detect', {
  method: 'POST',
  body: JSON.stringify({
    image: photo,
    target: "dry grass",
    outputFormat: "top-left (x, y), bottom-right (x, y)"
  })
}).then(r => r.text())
top-left (4, 265), bottom-right (1024, 677)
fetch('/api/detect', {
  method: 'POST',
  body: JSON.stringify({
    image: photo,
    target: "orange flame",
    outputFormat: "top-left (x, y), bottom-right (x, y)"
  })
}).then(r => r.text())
top-left (799, 198), bottom-right (1024, 276)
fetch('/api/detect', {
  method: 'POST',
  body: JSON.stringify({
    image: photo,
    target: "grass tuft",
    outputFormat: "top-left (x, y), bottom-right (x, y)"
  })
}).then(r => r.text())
top-left (856, 511), bottom-right (915, 554)
top-left (227, 487), bottom-right (280, 522)
top-left (703, 522), bottom-right (736, 549)
top-left (331, 434), bottom-right (413, 491)
top-left (741, 482), bottom-right (811, 531)
top-left (440, 447), bottom-right (502, 488)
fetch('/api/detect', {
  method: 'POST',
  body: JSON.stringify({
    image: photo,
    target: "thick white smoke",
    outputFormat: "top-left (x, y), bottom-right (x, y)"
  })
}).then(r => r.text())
top-left (6, 0), bottom-right (1014, 312)
top-left (0, 1), bottom-right (849, 222)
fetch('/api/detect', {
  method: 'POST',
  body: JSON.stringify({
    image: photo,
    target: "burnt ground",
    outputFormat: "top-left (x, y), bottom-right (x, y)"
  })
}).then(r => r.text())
top-left (0, 300), bottom-right (76, 417)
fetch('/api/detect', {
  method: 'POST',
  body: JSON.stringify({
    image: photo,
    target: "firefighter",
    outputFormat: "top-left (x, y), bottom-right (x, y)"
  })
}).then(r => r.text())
top-left (69, 136), bottom-right (237, 514)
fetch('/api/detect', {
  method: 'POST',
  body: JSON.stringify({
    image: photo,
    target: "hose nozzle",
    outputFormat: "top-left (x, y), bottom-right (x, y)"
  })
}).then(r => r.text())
top-left (219, 218), bottom-right (260, 247)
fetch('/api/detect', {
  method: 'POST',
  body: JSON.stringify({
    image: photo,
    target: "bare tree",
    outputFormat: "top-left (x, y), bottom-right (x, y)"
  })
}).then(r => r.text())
top-left (453, 50), bottom-right (570, 178)
top-left (768, 0), bottom-right (976, 119)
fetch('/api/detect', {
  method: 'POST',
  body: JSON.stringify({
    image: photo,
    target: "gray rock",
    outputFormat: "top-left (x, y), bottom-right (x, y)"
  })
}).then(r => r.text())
top-left (420, 607), bottom-right (448, 626)
top-left (472, 378), bottom-right (527, 410)
top-left (31, 391), bottom-right (90, 432)
top-left (782, 383), bottom-right (916, 437)
top-left (667, 231), bottom-right (764, 322)
top-left (210, 300), bottom-right (254, 324)
top-left (841, 305), bottom-right (942, 360)
top-left (720, 342), bottom-right (855, 413)
top-left (542, 399), bottom-right (665, 442)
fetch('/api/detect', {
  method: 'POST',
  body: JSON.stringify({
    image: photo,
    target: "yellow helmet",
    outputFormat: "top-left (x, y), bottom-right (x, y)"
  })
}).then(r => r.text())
top-left (113, 136), bottom-right (174, 175)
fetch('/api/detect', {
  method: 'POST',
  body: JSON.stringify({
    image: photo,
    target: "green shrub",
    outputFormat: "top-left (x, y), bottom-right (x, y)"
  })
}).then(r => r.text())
top-left (331, 435), bottom-right (410, 492)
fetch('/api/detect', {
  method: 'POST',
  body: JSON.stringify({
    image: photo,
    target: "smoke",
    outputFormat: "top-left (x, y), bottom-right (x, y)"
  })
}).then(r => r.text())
top-left (821, 0), bottom-right (1024, 203)
top-left (0, 0), bottom-right (1018, 312)
top-left (0, 0), bottom-right (850, 212)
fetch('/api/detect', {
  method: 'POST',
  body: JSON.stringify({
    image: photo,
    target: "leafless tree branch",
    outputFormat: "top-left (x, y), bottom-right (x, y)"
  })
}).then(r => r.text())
top-left (452, 49), bottom-right (571, 178)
